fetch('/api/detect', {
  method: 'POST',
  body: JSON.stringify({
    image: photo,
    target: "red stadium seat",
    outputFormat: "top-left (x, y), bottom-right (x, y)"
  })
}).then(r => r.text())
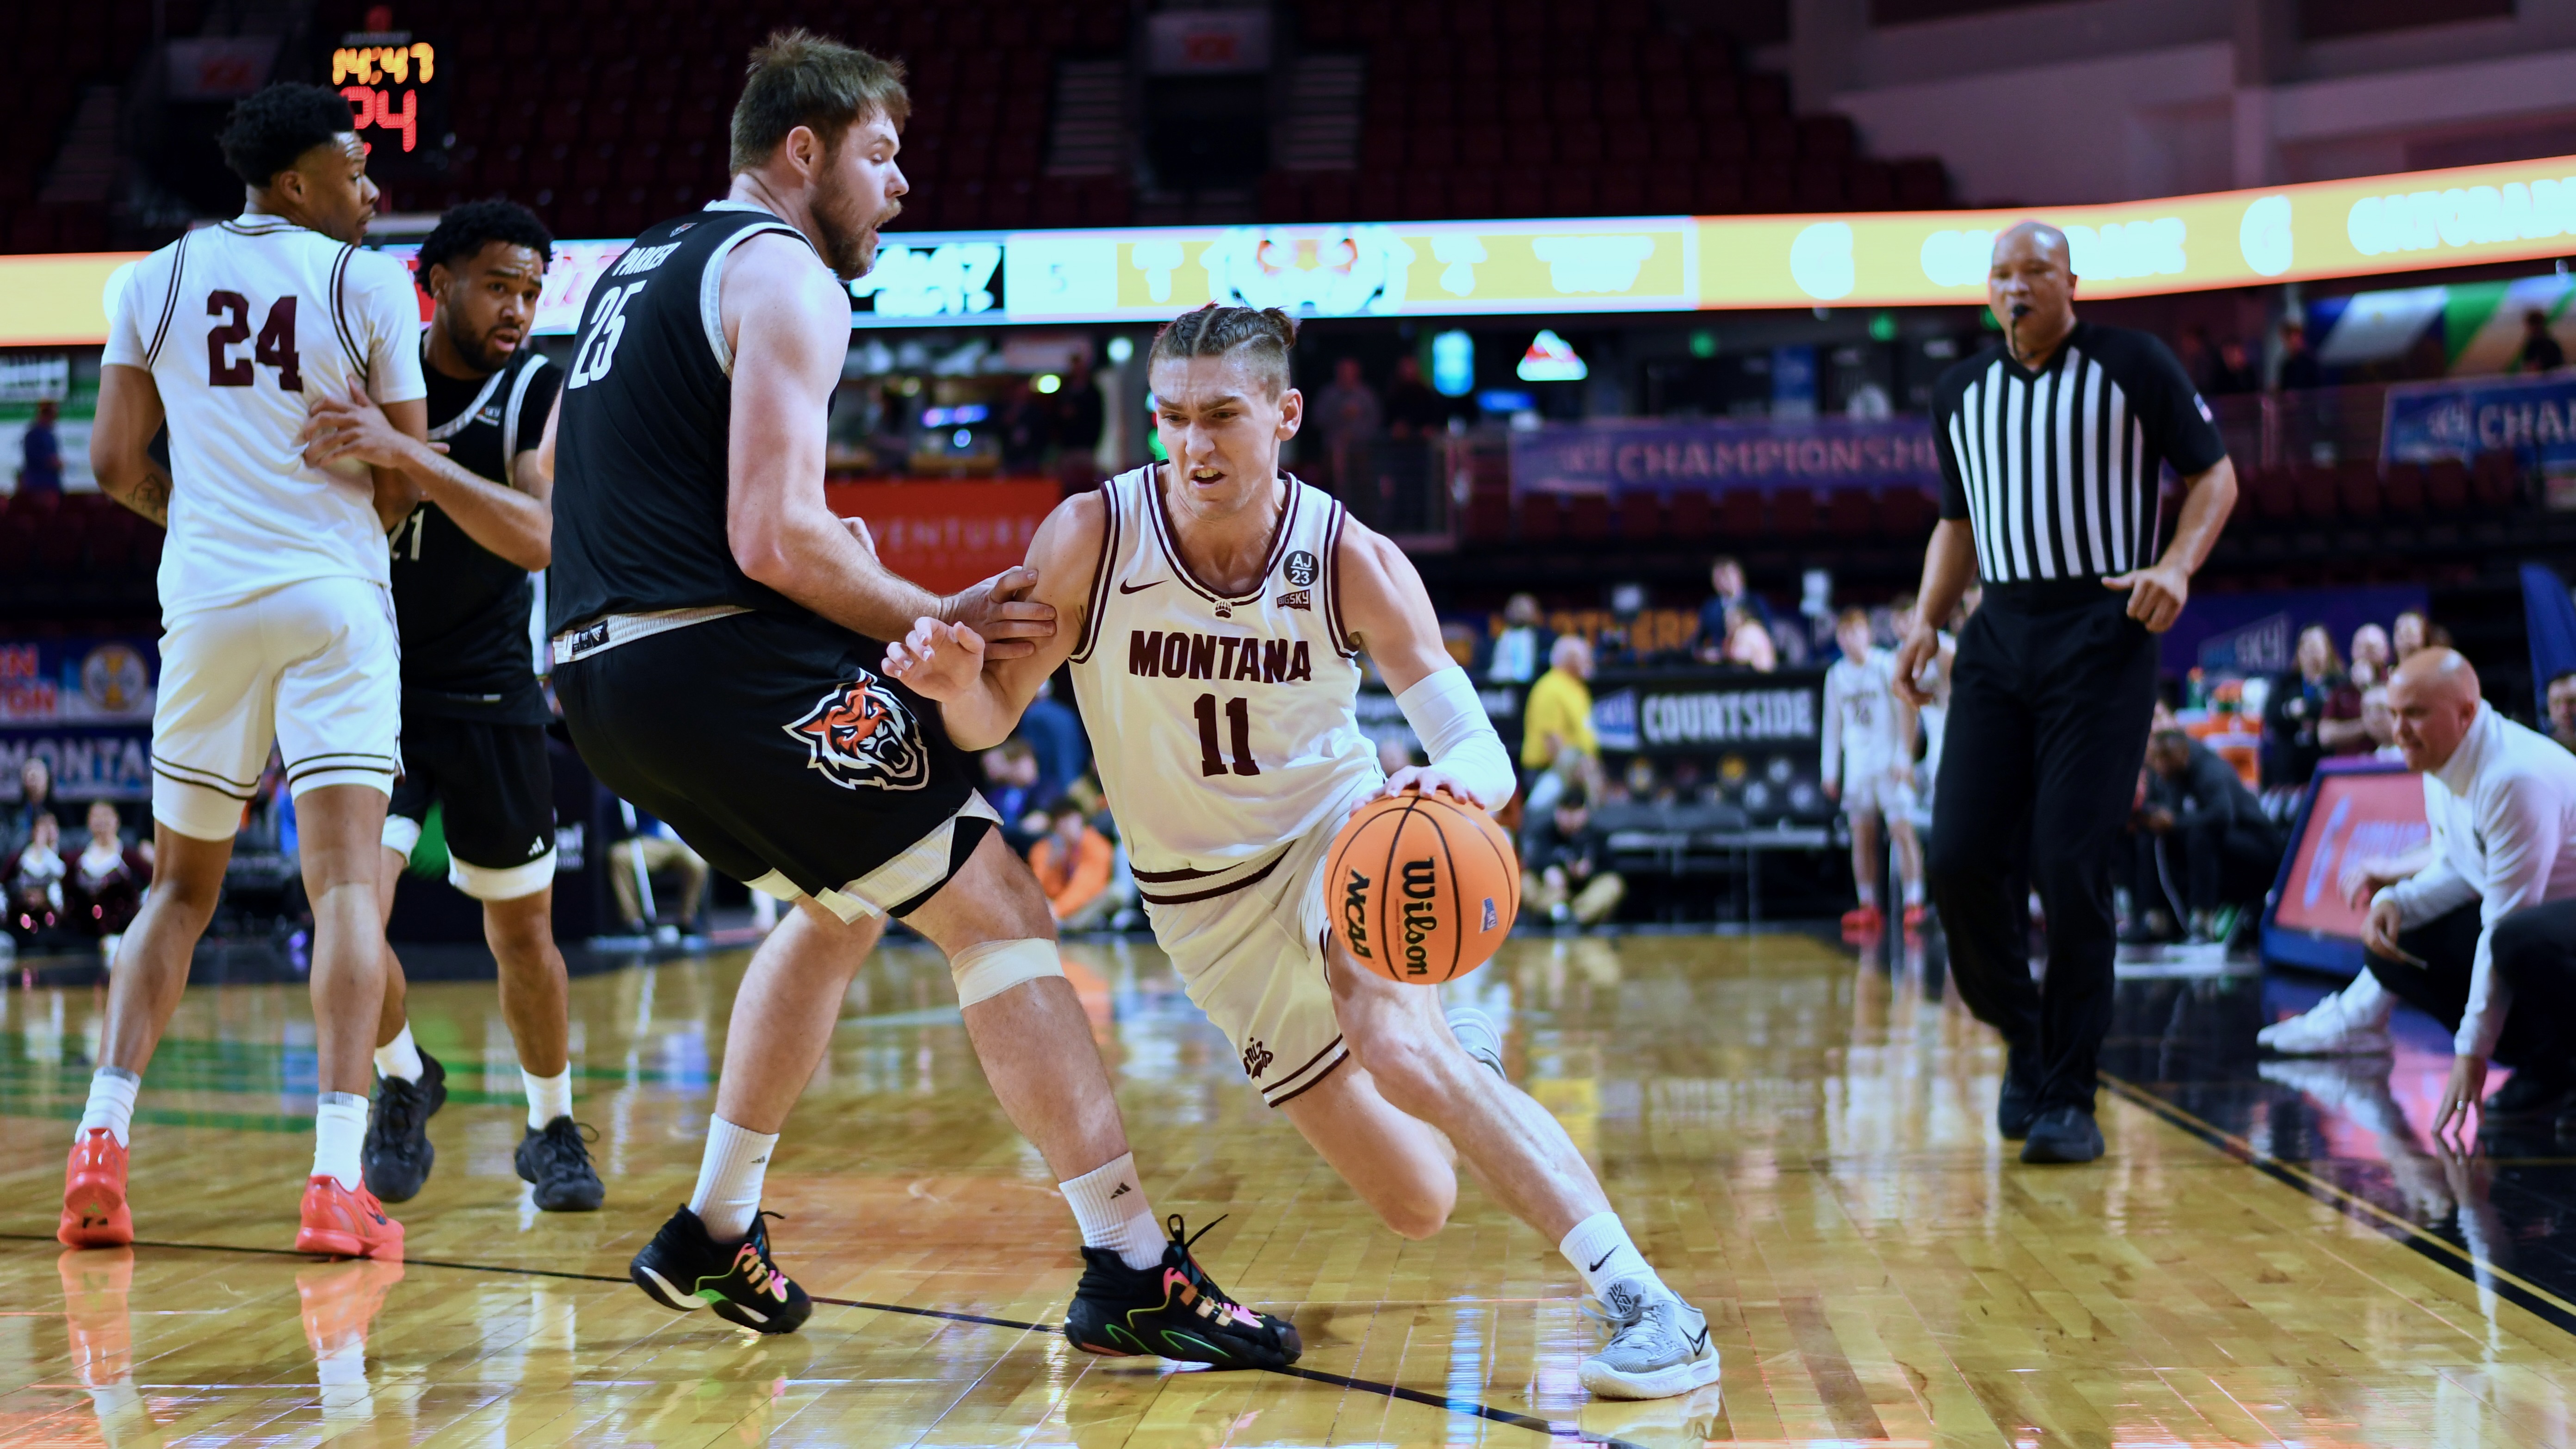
top-left (1617, 492), bottom-right (1664, 541)
top-left (2427, 458), bottom-right (2470, 512)
top-left (2382, 462), bottom-right (2427, 514)
top-left (1878, 485), bottom-right (1935, 540)
top-left (2335, 461), bottom-right (2382, 520)
top-left (2291, 465), bottom-right (2338, 522)
top-left (1517, 492), bottom-right (1564, 543)
top-left (1826, 487), bottom-right (1875, 537)
top-left (2471, 450), bottom-right (2521, 509)
top-left (2249, 465), bottom-right (2297, 521)
top-left (33, 514), bottom-right (85, 575)
top-left (1715, 489), bottom-right (1762, 540)
top-left (1771, 487), bottom-right (1817, 538)
top-left (1463, 487), bottom-right (1511, 544)
top-left (1664, 489), bottom-right (1712, 540)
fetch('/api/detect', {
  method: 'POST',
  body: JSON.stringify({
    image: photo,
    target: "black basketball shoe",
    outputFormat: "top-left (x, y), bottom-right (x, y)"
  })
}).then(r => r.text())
top-left (630, 1206), bottom-right (811, 1334)
top-left (1997, 1042), bottom-right (2040, 1141)
top-left (360, 1051), bottom-right (446, 1203)
top-left (515, 1116), bottom-right (605, 1212)
top-left (1064, 1215), bottom-right (1301, 1368)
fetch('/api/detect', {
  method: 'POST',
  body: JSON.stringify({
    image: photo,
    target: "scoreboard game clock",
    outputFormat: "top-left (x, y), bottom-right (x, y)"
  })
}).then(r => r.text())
top-left (330, 26), bottom-right (450, 177)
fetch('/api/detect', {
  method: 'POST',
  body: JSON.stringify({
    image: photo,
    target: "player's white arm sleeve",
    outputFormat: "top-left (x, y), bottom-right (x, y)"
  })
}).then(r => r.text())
top-left (1396, 666), bottom-right (1517, 812)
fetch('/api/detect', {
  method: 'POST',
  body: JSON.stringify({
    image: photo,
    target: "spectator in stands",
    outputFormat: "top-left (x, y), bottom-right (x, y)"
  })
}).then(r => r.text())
top-left (2276, 320), bottom-right (2321, 391)
top-left (1313, 357), bottom-right (1382, 503)
top-left (982, 739), bottom-right (1046, 844)
top-left (2208, 339), bottom-right (2259, 396)
top-left (1523, 787), bottom-right (1623, 929)
top-left (999, 378), bottom-right (1053, 474)
top-left (2132, 729), bottom-right (2283, 945)
top-left (17, 398), bottom-right (62, 501)
top-left (4, 757), bottom-right (56, 857)
top-left (66, 799), bottom-right (151, 962)
top-left (1693, 557), bottom-right (1770, 663)
top-left (1522, 634), bottom-right (1599, 816)
top-left (6, 811), bottom-right (64, 946)
top-left (2349, 623), bottom-right (2391, 689)
top-left (1029, 798), bottom-right (1116, 931)
top-left (2262, 624), bottom-right (2355, 786)
top-left (2549, 669), bottom-right (2576, 755)
top-left (609, 809), bottom-right (706, 942)
top-left (2518, 309), bottom-right (2565, 373)
top-left (2393, 609), bottom-right (2430, 662)
top-left (1721, 603), bottom-right (1777, 672)
top-left (2363, 684), bottom-right (2403, 759)
top-left (1052, 357), bottom-right (1104, 479)
top-left (1017, 676), bottom-right (1090, 807)
top-left (1383, 355), bottom-right (1448, 438)
top-left (1487, 592), bottom-right (1550, 684)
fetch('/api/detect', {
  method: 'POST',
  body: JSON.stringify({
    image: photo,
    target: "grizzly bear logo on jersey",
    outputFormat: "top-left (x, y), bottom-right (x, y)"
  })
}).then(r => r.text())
top-left (783, 669), bottom-right (929, 791)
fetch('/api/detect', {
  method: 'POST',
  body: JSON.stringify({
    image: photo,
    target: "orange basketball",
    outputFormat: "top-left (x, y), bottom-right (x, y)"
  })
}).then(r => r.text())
top-left (1325, 791), bottom-right (1520, 984)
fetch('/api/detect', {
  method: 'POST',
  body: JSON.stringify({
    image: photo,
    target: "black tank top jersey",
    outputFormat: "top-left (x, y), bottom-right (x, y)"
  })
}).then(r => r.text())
top-left (548, 204), bottom-right (824, 635)
top-left (389, 340), bottom-right (558, 724)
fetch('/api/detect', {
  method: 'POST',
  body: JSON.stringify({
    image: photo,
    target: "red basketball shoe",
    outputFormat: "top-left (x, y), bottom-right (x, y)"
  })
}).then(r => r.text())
top-left (1840, 905), bottom-right (1884, 938)
top-left (1902, 903), bottom-right (1930, 936)
top-left (58, 1128), bottom-right (133, 1249)
top-left (294, 1176), bottom-right (404, 1261)
top-left (58, 1246), bottom-right (134, 1387)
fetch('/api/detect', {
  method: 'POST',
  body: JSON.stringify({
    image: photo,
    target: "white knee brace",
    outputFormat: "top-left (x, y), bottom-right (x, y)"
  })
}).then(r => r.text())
top-left (950, 938), bottom-right (1065, 1008)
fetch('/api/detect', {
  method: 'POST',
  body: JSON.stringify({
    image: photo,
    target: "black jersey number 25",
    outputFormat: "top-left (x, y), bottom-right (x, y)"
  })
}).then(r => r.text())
top-left (566, 281), bottom-right (647, 390)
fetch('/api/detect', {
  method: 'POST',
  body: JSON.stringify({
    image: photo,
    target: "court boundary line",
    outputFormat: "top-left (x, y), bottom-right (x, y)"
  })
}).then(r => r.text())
top-left (0, 1232), bottom-right (1653, 1448)
top-left (2099, 1071), bottom-right (2576, 1338)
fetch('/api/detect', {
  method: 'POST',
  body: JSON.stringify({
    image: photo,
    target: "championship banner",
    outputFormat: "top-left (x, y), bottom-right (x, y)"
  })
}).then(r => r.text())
top-left (822, 478), bottom-right (1059, 594)
top-left (1509, 417), bottom-right (1942, 496)
top-left (0, 638), bottom-right (156, 724)
top-left (2383, 372), bottom-right (2576, 482)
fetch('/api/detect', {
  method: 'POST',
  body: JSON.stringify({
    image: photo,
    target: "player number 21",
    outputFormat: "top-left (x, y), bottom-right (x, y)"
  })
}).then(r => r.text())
top-left (1192, 694), bottom-right (1260, 777)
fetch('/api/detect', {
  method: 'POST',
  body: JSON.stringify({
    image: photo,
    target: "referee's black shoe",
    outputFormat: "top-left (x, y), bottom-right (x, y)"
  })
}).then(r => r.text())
top-left (1996, 1043), bottom-right (2040, 1140)
top-left (2019, 1105), bottom-right (2105, 1164)
top-left (360, 1051), bottom-right (446, 1203)
top-left (1065, 1215), bottom-right (1301, 1368)
top-left (515, 1116), bottom-right (605, 1212)
top-left (630, 1206), bottom-right (811, 1334)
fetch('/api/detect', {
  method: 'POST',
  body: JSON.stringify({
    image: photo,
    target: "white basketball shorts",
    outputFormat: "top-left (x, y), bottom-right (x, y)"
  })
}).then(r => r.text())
top-left (1838, 762), bottom-right (1917, 820)
top-left (151, 576), bottom-right (403, 842)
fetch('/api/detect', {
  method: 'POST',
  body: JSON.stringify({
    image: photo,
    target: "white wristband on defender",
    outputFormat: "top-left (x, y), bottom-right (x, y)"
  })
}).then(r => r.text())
top-left (1395, 666), bottom-right (1517, 811)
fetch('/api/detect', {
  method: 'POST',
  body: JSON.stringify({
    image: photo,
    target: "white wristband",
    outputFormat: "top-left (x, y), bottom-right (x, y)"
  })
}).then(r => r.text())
top-left (1394, 666), bottom-right (1517, 811)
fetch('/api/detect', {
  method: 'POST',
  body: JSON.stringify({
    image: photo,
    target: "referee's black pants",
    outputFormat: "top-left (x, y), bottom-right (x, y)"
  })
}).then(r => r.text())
top-left (1929, 582), bottom-right (2160, 1115)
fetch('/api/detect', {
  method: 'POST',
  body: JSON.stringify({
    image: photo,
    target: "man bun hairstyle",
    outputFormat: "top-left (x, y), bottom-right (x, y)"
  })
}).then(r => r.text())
top-left (1150, 305), bottom-right (1300, 398)
top-left (218, 83), bottom-right (358, 190)
top-left (414, 200), bottom-right (555, 299)
top-left (730, 29), bottom-right (910, 174)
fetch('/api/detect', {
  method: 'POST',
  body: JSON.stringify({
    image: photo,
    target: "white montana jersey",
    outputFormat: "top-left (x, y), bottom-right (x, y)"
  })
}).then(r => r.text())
top-left (103, 214), bottom-right (426, 616)
top-left (1822, 647), bottom-right (1906, 784)
top-left (1068, 466), bottom-right (1381, 899)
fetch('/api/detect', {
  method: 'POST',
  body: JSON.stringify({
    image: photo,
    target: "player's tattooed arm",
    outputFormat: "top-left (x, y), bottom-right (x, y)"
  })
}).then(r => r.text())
top-left (886, 490), bottom-right (1103, 751)
top-left (91, 363), bottom-right (171, 528)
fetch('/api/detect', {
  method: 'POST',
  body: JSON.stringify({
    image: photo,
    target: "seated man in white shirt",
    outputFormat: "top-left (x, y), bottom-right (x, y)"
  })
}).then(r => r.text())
top-left (2259, 650), bottom-right (2576, 1132)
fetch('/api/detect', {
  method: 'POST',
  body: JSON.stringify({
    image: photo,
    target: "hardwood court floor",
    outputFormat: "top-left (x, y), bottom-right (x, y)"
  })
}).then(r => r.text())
top-left (0, 931), bottom-right (2573, 1446)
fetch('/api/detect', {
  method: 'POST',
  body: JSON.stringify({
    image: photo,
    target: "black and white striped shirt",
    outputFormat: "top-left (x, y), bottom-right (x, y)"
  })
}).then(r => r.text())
top-left (1931, 321), bottom-right (2226, 585)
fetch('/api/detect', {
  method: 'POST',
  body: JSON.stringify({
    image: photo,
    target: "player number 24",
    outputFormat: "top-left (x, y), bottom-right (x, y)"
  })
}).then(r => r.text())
top-left (1193, 694), bottom-right (1260, 777)
top-left (206, 291), bottom-right (300, 390)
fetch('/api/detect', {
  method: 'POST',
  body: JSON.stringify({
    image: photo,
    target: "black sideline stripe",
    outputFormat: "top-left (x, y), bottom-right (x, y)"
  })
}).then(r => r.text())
top-left (2099, 1072), bottom-right (2576, 1338)
top-left (0, 1232), bottom-right (1652, 1449)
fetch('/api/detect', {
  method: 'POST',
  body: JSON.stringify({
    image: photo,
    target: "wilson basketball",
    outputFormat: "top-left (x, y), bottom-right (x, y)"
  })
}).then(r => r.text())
top-left (1326, 791), bottom-right (1519, 984)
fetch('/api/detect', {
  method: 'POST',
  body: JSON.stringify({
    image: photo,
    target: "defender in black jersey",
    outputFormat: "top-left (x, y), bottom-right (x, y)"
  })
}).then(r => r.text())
top-left (549, 32), bottom-right (1295, 1367)
top-left (303, 201), bottom-right (601, 1212)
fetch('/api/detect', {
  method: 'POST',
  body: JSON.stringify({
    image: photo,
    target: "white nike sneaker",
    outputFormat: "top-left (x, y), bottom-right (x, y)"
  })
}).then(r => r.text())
top-left (1446, 1006), bottom-right (1507, 1079)
top-left (2256, 999), bottom-right (2392, 1056)
top-left (1579, 1278), bottom-right (1721, 1400)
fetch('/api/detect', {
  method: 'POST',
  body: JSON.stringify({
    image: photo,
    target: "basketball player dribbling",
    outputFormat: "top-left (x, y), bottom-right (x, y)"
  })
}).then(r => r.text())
top-left (287, 199), bottom-right (601, 1212)
top-left (70, 84), bottom-right (425, 1257)
top-left (887, 305), bottom-right (1722, 1400)
top-left (545, 32), bottom-right (1295, 1364)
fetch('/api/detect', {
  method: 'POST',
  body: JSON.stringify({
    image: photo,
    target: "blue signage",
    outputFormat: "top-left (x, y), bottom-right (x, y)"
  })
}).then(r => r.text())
top-left (1510, 417), bottom-right (1943, 495)
top-left (2383, 373), bottom-right (2576, 469)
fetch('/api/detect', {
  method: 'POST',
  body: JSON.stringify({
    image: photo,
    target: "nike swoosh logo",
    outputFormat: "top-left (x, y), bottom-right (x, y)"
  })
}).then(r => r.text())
top-left (1117, 578), bottom-right (1162, 594)
top-left (1588, 1250), bottom-right (1616, 1272)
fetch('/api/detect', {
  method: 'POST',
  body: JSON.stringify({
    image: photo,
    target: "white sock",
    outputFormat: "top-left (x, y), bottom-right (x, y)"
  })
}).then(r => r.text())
top-left (523, 1068), bottom-right (573, 1130)
top-left (311, 1093), bottom-right (368, 1191)
top-left (1059, 1152), bottom-right (1165, 1271)
top-left (1560, 1211), bottom-right (1663, 1300)
top-left (688, 1116), bottom-right (776, 1244)
top-left (372, 1025), bottom-right (422, 1084)
top-left (78, 1067), bottom-right (140, 1148)
top-left (1855, 882), bottom-right (1879, 908)
top-left (1903, 878), bottom-right (1925, 906)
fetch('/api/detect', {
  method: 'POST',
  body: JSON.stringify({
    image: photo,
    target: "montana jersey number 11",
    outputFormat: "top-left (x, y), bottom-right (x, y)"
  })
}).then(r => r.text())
top-left (1193, 694), bottom-right (1260, 777)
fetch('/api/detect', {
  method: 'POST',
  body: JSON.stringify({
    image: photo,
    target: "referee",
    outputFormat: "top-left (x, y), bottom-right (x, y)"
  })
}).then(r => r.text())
top-left (1892, 221), bottom-right (2237, 1164)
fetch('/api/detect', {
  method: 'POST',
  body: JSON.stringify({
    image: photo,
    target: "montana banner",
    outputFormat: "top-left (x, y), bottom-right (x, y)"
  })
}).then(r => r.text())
top-left (1509, 418), bottom-right (1943, 496)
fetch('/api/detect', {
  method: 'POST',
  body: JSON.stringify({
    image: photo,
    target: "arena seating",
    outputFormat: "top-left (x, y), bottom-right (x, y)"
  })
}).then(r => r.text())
top-left (1268, 0), bottom-right (1949, 223)
top-left (0, 0), bottom-right (184, 254)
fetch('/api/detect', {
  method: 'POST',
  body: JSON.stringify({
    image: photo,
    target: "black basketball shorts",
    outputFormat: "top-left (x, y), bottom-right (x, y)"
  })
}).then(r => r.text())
top-left (552, 608), bottom-right (990, 922)
top-left (384, 714), bottom-right (558, 901)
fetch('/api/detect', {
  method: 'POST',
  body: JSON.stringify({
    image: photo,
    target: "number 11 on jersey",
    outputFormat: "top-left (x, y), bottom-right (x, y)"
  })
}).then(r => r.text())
top-left (1193, 694), bottom-right (1259, 777)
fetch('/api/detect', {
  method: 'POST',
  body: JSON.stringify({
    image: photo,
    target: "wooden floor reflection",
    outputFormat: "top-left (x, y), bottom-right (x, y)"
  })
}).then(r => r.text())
top-left (0, 931), bottom-right (2572, 1446)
